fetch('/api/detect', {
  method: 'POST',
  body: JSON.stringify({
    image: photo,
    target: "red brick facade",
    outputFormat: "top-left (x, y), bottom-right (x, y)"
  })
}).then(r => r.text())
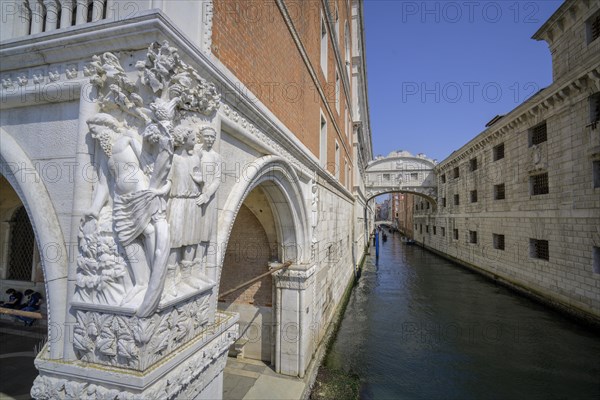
top-left (213, 0), bottom-right (353, 184)
top-left (219, 204), bottom-right (274, 306)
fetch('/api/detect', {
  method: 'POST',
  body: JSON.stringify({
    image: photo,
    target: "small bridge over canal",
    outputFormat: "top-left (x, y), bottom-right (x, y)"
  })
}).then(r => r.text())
top-left (365, 151), bottom-right (438, 206)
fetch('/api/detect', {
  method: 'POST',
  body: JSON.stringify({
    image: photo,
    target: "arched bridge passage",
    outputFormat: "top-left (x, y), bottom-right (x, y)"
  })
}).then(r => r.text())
top-left (365, 153), bottom-right (438, 210)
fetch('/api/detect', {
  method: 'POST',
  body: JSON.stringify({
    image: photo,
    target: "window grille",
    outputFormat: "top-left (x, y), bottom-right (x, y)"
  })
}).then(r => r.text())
top-left (590, 92), bottom-right (600, 126)
top-left (529, 122), bottom-right (547, 146)
top-left (494, 183), bottom-right (506, 200)
top-left (493, 143), bottom-right (505, 161)
top-left (469, 231), bottom-right (477, 244)
top-left (7, 206), bottom-right (35, 281)
top-left (589, 12), bottom-right (600, 43)
top-left (530, 239), bottom-right (549, 261)
top-left (470, 190), bottom-right (478, 203)
top-left (530, 173), bottom-right (549, 195)
top-left (493, 234), bottom-right (505, 250)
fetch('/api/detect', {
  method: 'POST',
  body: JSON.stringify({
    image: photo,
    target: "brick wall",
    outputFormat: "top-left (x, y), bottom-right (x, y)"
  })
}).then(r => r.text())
top-left (219, 204), bottom-right (273, 306)
top-left (212, 0), bottom-right (353, 180)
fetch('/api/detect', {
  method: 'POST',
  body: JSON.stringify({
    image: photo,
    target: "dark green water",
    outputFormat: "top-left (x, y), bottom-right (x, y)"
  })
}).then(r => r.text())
top-left (326, 233), bottom-right (600, 400)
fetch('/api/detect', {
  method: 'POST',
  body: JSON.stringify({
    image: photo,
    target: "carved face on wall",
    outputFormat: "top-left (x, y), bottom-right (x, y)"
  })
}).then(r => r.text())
top-left (201, 128), bottom-right (216, 150)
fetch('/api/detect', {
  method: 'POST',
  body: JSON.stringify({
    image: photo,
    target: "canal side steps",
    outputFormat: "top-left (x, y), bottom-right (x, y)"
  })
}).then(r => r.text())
top-left (228, 338), bottom-right (249, 359)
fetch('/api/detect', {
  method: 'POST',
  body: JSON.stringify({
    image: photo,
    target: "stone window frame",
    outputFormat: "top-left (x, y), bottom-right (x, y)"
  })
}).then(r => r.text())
top-left (530, 239), bottom-right (549, 261)
top-left (585, 9), bottom-right (600, 45)
top-left (494, 183), bottom-right (506, 200)
top-left (469, 230), bottom-right (478, 244)
top-left (493, 233), bottom-right (505, 250)
top-left (529, 121), bottom-right (548, 147)
top-left (335, 140), bottom-right (340, 180)
top-left (493, 143), bottom-right (505, 161)
top-left (320, 11), bottom-right (328, 79)
top-left (593, 160), bottom-right (600, 189)
top-left (530, 172), bottom-right (549, 196)
top-left (470, 190), bottom-right (478, 203)
top-left (469, 157), bottom-right (478, 172)
top-left (335, 68), bottom-right (341, 114)
top-left (319, 110), bottom-right (327, 167)
top-left (589, 92), bottom-right (600, 128)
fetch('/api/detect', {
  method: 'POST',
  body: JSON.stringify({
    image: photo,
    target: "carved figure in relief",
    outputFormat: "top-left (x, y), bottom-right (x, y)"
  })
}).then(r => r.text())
top-left (163, 125), bottom-right (207, 297)
top-left (75, 41), bottom-right (221, 320)
top-left (196, 127), bottom-right (221, 243)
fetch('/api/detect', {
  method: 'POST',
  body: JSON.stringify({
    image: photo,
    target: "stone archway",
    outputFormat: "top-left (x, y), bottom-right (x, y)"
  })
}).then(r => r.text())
top-left (217, 155), bottom-right (309, 370)
top-left (0, 130), bottom-right (68, 359)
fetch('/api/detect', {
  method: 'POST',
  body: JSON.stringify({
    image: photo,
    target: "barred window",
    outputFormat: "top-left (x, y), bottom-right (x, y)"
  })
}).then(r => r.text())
top-left (469, 231), bottom-right (478, 244)
top-left (433, 226), bottom-right (437, 235)
top-left (587, 10), bottom-right (600, 44)
top-left (453, 229), bottom-right (459, 240)
top-left (426, 225), bottom-right (429, 233)
top-left (493, 234), bottom-right (505, 250)
top-left (7, 206), bottom-right (35, 281)
top-left (493, 143), bottom-right (505, 161)
top-left (442, 197), bottom-right (447, 207)
top-left (426, 202), bottom-right (430, 209)
top-left (470, 158), bottom-right (478, 171)
top-left (530, 173), bottom-right (549, 195)
top-left (441, 227), bottom-right (446, 237)
top-left (441, 174), bottom-right (446, 184)
top-left (453, 166), bottom-right (460, 179)
top-left (454, 194), bottom-right (460, 206)
top-left (494, 183), bottom-right (506, 200)
top-left (411, 172), bottom-right (419, 180)
top-left (470, 190), bottom-right (478, 203)
top-left (529, 122), bottom-right (547, 146)
top-left (530, 239), bottom-right (549, 261)
top-left (590, 92), bottom-right (600, 125)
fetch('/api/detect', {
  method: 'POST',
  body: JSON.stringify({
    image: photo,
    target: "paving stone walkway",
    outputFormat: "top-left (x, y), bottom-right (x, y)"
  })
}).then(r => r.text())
top-left (224, 358), bottom-right (306, 400)
top-left (0, 320), bottom-right (308, 400)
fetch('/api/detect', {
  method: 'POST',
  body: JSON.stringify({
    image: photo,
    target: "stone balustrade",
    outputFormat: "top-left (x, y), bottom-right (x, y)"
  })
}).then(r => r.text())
top-left (0, 0), bottom-right (118, 40)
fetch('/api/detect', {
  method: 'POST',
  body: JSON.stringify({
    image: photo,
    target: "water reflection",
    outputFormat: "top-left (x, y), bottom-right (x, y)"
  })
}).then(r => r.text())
top-left (327, 233), bottom-right (600, 400)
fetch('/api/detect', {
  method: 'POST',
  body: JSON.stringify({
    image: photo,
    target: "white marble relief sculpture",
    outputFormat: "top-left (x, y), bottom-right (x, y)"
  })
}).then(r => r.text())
top-left (195, 126), bottom-right (221, 262)
top-left (163, 123), bottom-right (215, 300)
top-left (74, 40), bottom-right (221, 329)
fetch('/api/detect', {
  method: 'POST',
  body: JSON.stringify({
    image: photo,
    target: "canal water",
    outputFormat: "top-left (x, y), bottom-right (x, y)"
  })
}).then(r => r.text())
top-left (326, 233), bottom-right (600, 399)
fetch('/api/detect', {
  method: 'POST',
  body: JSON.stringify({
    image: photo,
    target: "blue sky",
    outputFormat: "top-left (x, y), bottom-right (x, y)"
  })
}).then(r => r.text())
top-left (364, 0), bottom-right (563, 162)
